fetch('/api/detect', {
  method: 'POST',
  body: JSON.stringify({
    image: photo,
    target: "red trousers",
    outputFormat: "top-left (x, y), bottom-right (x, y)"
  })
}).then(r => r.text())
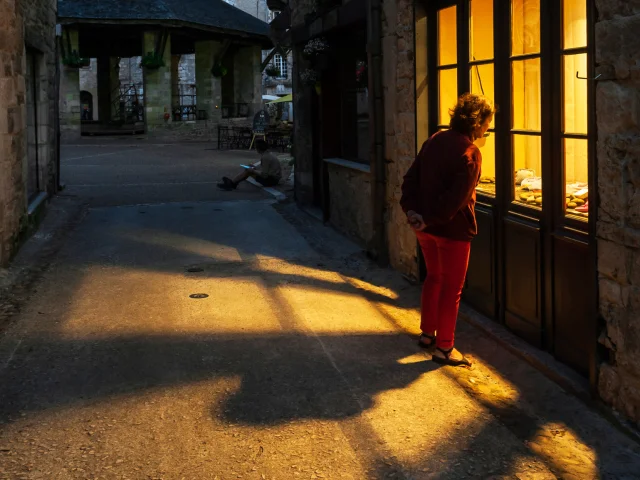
top-left (416, 231), bottom-right (471, 350)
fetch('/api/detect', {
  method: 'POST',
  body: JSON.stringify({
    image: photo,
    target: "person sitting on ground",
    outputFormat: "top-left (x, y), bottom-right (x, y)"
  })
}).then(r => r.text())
top-left (217, 140), bottom-right (282, 191)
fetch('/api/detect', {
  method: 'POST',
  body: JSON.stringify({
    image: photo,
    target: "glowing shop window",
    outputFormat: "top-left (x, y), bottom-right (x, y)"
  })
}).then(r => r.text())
top-left (512, 58), bottom-right (541, 131)
top-left (563, 0), bottom-right (587, 49)
top-left (470, 0), bottom-right (494, 61)
top-left (564, 138), bottom-right (589, 218)
top-left (511, 0), bottom-right (540, 56)
top-left (438, 6), bottom-right (457, 66)
top-left (476, 134), bottom-right (497, 196)
top-left (564, 54), bottom-right (588, 135)
top-left (513, 134), bottom-right (542, 207)
top-left (439, 68), bottom-right (458, 125)
top-left (470, 63), bottom-right (495, 128)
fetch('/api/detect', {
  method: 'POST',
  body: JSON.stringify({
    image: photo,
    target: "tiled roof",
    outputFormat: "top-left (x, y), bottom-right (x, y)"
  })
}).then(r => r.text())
top-left (58, 0), bottom-right (270, 38)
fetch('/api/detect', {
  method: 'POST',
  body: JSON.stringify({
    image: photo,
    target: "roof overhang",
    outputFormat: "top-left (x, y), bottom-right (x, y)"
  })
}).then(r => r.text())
top-left (58, 17), bottom-right (274, 49)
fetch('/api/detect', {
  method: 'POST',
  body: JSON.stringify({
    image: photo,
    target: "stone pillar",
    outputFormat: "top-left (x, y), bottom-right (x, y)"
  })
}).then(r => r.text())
top-left (171, 55), bottom-right (181, 112)
top-left (97, 56), bottom-right (111, 122)
top-left (59, 28), bottom-right (81, 138)
top-left (109, 57), bottom-right (121, 120)
top-left (233, 45), bottom-right (262, 117)
top-left (195, 40), bottom-right (222, 123)
top-left (142, 31), bottom-right (172, 127)
top-left (291, 47), bottom-right (315, 206)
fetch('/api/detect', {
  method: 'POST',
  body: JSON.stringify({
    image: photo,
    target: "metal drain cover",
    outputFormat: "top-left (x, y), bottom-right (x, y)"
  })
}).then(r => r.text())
top-left (187, 267), bottom-right (204, 273)
top-left (189, 293), bottom-right (209, 299)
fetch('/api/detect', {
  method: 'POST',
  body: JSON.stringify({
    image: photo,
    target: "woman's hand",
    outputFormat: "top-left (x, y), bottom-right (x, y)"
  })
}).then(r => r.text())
top-left (407, 210), bottom-right (426, 231)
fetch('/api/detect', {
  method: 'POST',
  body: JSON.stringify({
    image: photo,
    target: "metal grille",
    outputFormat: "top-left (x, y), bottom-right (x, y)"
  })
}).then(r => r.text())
top-left (172, 83), bottom-right (197, 121)
top-left (113, 83), bottom-right (144, 123)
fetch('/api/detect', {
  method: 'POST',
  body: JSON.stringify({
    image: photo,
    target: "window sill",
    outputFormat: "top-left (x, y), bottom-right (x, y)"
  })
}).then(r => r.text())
top-left (323, 157), bottom-right (370, 173)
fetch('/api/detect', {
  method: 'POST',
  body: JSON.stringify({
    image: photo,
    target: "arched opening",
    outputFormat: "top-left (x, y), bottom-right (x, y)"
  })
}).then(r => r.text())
top-left (80, 90), bottom-right (94, 121)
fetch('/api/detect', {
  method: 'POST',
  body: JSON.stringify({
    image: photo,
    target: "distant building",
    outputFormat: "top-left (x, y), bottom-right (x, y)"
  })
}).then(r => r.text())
top-left (228, 0), bottom-right (293, 121)
top-left (58, 0), bottom-right (272, 139)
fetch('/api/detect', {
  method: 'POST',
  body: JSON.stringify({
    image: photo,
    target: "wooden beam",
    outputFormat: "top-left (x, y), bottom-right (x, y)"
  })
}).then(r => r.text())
top-left (261, 48), bottom-right (278, 71)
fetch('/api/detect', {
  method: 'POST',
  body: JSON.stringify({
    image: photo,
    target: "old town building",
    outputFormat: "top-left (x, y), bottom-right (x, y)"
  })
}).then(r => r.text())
top-left (283, 0), bottom-right (640, 426)
top-left (0, 0), bottom-right (59, 266)
top-left (58, 0), bottom-right (272, 138)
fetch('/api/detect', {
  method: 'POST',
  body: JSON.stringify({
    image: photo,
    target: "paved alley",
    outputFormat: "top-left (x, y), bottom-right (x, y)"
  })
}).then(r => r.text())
top-left (60, 140), bottom-right (270, 207)
top-left (0, 142), bottom-right (639, 479)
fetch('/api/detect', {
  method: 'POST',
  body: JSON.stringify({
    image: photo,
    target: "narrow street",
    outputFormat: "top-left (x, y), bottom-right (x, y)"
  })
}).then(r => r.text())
top-left (0, 141), bottom-right (639, 480)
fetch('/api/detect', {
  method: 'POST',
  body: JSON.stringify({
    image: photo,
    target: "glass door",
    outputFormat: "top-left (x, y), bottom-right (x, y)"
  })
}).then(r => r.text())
top-left (510, 0), bottom-right (543, 210)
top-left (561, 0), bottom-right (589, 221)
top-left (469, 0), bottom-right (496, 196)
top-left (437, 5), bottom-right (459, 131)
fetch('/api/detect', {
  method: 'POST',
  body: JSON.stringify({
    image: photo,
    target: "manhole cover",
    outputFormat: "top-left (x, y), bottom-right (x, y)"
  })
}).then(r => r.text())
top-left (187, 267), bottom-right (204, 273)
top-left (189, 293), bottom-right (209, 299)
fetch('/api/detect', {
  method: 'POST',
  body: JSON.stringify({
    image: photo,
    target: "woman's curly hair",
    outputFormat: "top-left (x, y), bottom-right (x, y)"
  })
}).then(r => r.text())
top-left (449, 93), bottom-right (496, 138)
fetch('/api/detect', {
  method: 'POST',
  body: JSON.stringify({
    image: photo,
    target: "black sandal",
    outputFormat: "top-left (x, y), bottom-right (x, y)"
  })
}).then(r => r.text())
top-left (417, 333), bottom-right (436, 349)
top-left (432, 347), bottom-right (472, 367)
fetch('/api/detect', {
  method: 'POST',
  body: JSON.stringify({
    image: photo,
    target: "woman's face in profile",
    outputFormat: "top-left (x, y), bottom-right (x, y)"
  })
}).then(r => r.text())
top-left (473, 115), bottom-right (493, 141)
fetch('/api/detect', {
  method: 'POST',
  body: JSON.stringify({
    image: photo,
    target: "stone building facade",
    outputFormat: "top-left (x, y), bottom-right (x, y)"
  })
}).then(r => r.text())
top-left (232, 0), bottom-right (294, 118)
top-left (593, 0), bottom-right (640, 425)
top-left (289, 0), bottom-right (640, 427)
top-left (0, 0), bottom-right (59, 266)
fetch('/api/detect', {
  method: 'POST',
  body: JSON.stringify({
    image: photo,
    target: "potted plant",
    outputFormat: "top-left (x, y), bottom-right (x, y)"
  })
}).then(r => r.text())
top-left (211, 63), bottom-right (228, 78)
top-left (140, 52), bottom-right (166, 70)
top-left (62, 50), bottom-right (89, 69)
top-left (265, 64), bottom-right (281, 77)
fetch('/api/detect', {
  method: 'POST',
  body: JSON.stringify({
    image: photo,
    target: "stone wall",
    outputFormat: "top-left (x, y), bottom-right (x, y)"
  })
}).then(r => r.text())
top-left (143, 32), bottom-right (173, 126)
top-left (594, 0), bottom-right (640, 427)
top-left (233, 45), bottom-right (262, 117)
top-left (79, 59), bottom-right (98, 120)
top-left (291, 45), bottom-right (315, 206)
top-left (59, 28), bottom-right (80, 138)
top-left (382, 0), bottom-right (419, 278)
top-left (327, 163), bottom-right (374, 246)
top-left (327, 163), bottom-right (373, 247)
top-left (0, 0), bottom-right (58, 266)
top-left (0, 0), bottom-right (27, 266)
top-left (119, 56), bottom-right (144, 86)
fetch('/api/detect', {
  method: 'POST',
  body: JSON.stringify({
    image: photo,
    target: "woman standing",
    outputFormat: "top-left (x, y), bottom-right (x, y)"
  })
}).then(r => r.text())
top-left (400, 93), bottom-right (495, 367)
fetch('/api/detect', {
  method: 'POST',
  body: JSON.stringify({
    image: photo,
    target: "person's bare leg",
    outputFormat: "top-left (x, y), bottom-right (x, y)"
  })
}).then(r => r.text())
top-left (231, 170), bottom-right (251, 184)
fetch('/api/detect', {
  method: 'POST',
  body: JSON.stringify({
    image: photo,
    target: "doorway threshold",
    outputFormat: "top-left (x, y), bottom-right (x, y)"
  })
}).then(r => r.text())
top-left (458, 303), bottom-right (590, 399)
top-left (27, 192), bottom-right (48, 217)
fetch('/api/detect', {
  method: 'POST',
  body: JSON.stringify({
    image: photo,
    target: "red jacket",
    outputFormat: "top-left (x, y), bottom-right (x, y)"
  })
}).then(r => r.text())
top-left (400, 129), bottom-right (482, 242)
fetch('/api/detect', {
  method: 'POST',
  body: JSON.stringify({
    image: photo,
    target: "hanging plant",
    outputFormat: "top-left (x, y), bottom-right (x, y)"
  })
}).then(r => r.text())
top-left (211, 63), bottom-right (228, 78)
top-left (62, 50), bottom-right (89, 69)
top-left (265, 64), bottom-right (281, 77)
top-left (140, 52), bottom-right (166, 70)
top-left (303, 38), bottom-right (329, 58)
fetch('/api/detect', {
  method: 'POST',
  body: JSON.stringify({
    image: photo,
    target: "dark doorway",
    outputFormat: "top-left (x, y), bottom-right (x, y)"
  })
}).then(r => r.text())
top-left (25, 50), bottom-right (40, 202)
top-left (80, 90), bottom-right (94, 121)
